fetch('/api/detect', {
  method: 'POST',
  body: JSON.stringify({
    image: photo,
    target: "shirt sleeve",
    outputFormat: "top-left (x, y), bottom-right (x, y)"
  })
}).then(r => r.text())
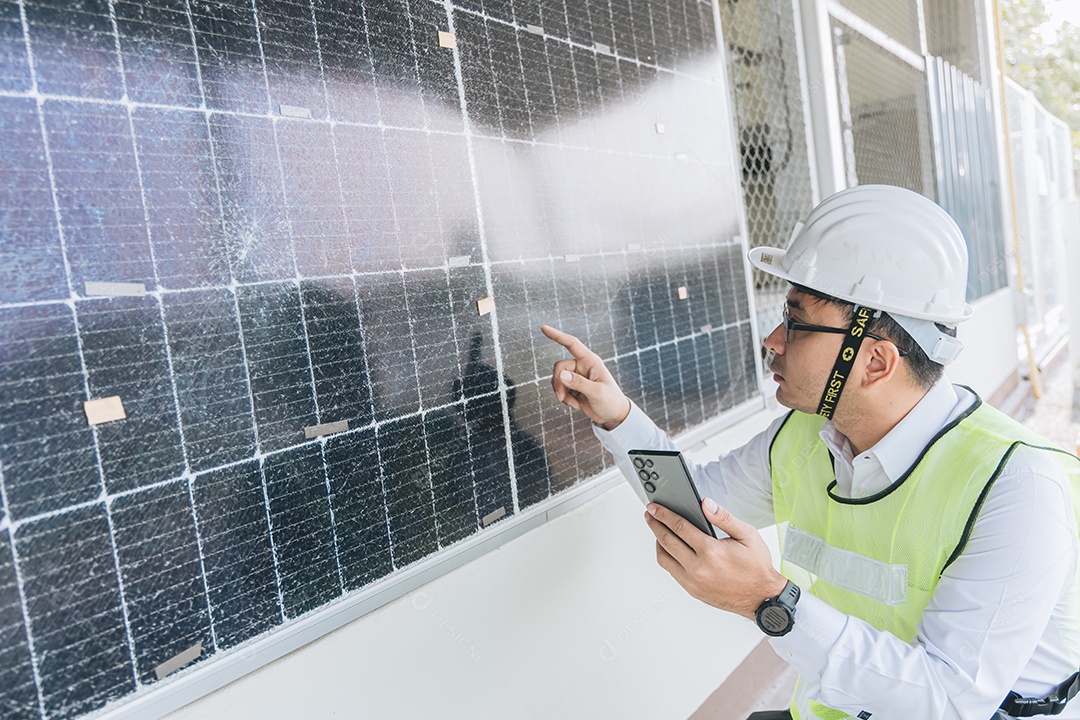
top-left (770, 448), bottom-right (1080, 720)
top-left (592, 401), bottom-right (785, 528)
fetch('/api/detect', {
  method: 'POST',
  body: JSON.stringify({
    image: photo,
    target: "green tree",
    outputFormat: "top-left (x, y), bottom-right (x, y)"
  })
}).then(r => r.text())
top-left (1001, 0), bottom-right (1080, 189)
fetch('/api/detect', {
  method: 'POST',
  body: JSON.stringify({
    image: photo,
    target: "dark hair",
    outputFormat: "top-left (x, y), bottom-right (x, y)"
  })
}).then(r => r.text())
top-left (792, 284), bottom-right (956, 390)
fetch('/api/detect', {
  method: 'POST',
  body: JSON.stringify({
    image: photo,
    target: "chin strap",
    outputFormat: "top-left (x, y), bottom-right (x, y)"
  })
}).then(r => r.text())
top-left (814, 306), bottom-right (880, 419)
top-left (999, 671), bottom-right (1080, 717)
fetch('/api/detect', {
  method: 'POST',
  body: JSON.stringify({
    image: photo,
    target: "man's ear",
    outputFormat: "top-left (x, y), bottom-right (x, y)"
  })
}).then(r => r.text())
top-left (861, 340), bottom-right (902, 388)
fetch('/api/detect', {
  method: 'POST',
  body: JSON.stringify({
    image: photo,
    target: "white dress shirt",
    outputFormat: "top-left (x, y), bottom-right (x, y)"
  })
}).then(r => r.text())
top-left (594, 379), bottom-right (1080, 719)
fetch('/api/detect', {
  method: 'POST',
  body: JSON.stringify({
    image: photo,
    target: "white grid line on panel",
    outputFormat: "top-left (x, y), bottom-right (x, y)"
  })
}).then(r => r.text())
top-left (510, 265), bottom-right (553, 500)
top-left (369, 426), bottom-right (398, 572)
top-left (250, 0), bottom-right (345, 619)
top-left (665, 245), bottom-right (699, 423)
top-left (425, 142), bottom-right (484, 535)
top-left (398, 271), bottom-right (444, 548)
top-left (10, 5), bottom-right (64, 712)
top-left (0, 454), bottom-right (47, 720)
top-left (508, 2), bottom-right (535, 134)
top-left (21, 0), bottom-right (143, 699)
top-left (355, 0), bottom-right (387, 126)
top-left (248, 1), bottom-right (322, 431)
top-left (183, 0), bottom-right (285, 628)
top-left (176, 0), bottom-right (265, 468)
top-left (349, 278), bottom-right (396, 571)
top-left (306, 0), bottom-right (372, 591)
top-left (316, 441), bottom-right (346, 596)
top-left (254, 460), bottom-right (288, 623)
top-left (96, 0), bottom-right (157, 686)
top-left (443, 0), bottom-right (521, 515)
top-left (181, 474), bottom-right (220, 652)
top-left (108, 0), bottom-right (221, 657)
top-left (0, 236), bottom-right (742, 312)
top-left (4, 558), bottom-right (43, 717)
top-left (0, 86), bottom-right (732, 170)
top-left (547, 254), bottom-right (582, 478)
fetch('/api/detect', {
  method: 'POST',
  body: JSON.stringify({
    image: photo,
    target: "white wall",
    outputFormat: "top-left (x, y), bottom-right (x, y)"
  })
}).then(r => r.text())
top-left (948, 287), bottom-right (1020, 400)
top-left (162, 410), bottom-right (784, 720)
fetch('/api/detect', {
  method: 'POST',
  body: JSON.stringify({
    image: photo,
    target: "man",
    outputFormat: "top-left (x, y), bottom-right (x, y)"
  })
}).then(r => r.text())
top-left (541, 185), bottom-right (1080, 719)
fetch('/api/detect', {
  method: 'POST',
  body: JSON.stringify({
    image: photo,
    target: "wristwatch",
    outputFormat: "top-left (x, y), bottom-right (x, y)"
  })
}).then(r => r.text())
top-left (755, 580), bottom-right (800, 637)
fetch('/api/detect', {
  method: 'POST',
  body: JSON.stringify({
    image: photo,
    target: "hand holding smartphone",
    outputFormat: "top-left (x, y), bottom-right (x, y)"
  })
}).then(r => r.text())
top-left (628, 449), bottom-right (719, 538)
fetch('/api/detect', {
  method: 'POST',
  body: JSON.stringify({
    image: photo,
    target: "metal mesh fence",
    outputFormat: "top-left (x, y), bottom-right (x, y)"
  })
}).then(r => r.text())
top-left (832, 19), bottom-right (937, 198)
top-left (923, 0), bottom-right (983, 82)
top-left (719, 0), bottom-right (816, 344)
top-left (836, 0), bottom-right (920, 51)
top-left (1035, 110), bottom-right (1060, 310)
top-left (1006, 81), bottom-right (1037, 329)
top-left (1006, 79), bottom-right (1076, 353)
top-left (1053, 122), bottom-right (1077, 201)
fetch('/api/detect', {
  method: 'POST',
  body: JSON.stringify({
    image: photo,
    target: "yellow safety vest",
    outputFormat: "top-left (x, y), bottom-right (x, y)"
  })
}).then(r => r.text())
top-left (769, 391), bottom-right (1080, 719)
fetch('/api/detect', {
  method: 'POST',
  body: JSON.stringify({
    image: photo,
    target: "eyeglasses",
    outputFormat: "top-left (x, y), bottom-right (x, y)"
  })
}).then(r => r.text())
top-left (781, 307), bottom-right (908, 356)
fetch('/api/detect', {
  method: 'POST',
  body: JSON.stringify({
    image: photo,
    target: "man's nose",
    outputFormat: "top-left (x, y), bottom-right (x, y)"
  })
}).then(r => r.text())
top-left (764, 322), bottom-right (786, 357)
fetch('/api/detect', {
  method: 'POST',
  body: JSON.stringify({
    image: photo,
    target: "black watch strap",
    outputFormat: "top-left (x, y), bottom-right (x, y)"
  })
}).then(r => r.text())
top-left (755, 580), bottom-right (800, 637)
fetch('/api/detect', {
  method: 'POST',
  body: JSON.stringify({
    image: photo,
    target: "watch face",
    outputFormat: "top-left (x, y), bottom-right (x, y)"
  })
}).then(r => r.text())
top-left (759, 605), bottom-right (791, 635)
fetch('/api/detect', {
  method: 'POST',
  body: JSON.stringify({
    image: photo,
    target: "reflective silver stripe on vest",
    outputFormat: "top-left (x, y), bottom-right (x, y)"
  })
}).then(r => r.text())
top-left (782, 525), bottom-right (909, 606)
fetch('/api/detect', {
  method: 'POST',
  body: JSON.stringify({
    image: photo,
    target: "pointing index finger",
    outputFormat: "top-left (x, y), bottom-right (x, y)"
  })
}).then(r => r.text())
top-left (540, 325), bottom-right (591, 359)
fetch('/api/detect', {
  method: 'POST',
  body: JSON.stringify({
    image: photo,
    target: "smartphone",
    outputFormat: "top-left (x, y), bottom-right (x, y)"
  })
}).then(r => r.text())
top-left (628, 449), bottom-right (717, 538)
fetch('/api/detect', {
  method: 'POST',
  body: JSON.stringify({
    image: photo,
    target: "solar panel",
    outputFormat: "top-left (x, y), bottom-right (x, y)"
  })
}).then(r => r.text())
top-left (0, 0), bottom-right (757, 716)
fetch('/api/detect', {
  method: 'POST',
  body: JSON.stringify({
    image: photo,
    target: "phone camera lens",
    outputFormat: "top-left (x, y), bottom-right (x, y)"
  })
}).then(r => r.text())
top-left (643, 481), bottom-right (656, 493)
top-left (650, 471), bottom-right (659, 481)
top-left (633, 458), bottom-right (645, 469)
top-left (644, 459), bottom-right (654, 468)
top-left (637, 469), bottom-right (650, 481)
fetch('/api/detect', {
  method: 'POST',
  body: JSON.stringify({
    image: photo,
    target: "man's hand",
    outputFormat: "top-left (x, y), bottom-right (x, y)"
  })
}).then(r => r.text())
top-left (540, 325), bottom-right (631, 429)
top-left (644, 498), bottom-right (787, 620)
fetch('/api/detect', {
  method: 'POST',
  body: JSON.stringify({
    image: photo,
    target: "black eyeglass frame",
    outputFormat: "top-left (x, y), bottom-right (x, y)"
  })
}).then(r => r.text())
top-left (782, 307), bottom-right (909, 357)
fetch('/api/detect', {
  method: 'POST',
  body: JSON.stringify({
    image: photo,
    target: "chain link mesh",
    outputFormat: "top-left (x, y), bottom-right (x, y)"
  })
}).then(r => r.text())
top-left (832, 19), bottom-right (937, 199)
top-left (837, 0), bottom-right (920, 51)
top-left (719, 0), bottom-right (816, 344)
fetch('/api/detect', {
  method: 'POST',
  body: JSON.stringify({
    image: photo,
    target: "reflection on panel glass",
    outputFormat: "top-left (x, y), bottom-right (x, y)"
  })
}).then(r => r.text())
top-left (0, 0), bottom-right (755, 716)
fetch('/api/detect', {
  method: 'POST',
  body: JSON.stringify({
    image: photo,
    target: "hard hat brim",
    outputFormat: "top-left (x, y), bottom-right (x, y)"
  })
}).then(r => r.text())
top-left (746, 246), bottom-right (974, 324)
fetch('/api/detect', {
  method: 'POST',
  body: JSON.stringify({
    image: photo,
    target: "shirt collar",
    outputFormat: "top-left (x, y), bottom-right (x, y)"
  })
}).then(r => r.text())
top-left (818, 378), bottom-right (968, 487)
top-left (867, 379), bottom-right (962, 482)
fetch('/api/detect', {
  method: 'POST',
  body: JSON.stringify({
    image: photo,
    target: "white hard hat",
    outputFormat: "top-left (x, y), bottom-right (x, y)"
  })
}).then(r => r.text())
top-left (748, 185), bottom-right (972, 364)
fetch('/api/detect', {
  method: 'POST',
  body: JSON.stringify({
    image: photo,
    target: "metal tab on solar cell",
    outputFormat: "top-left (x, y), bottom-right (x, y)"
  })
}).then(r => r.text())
top-left (677, 286), bottom-right (689, 300)
top-left (84, 281), bottom-right (146, 297)
top-left (482, 507), bottom-right (507, 526)
top-left (476, 296), bottom-right (495, 316)
top-left (594, 42), bottom-right (611, 54)
top-left (438, 31), bottom-right (457, 49)
top-left (700, 324), bottom-right (713, 334)
top-left (84, 396), bottom-right (127, 425)
top-left (154, 641), bottom-right (203, 681)
top-left (304, 420), bottom-right (349, 439)
top-left (279, 105), bottom-right (312, 119)
top-left (563, 254), bottom-right (580, 263)
top-left (526, 24), bottom-right (544, 35)
top-left (448, 255), bottom-right (471, 267)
